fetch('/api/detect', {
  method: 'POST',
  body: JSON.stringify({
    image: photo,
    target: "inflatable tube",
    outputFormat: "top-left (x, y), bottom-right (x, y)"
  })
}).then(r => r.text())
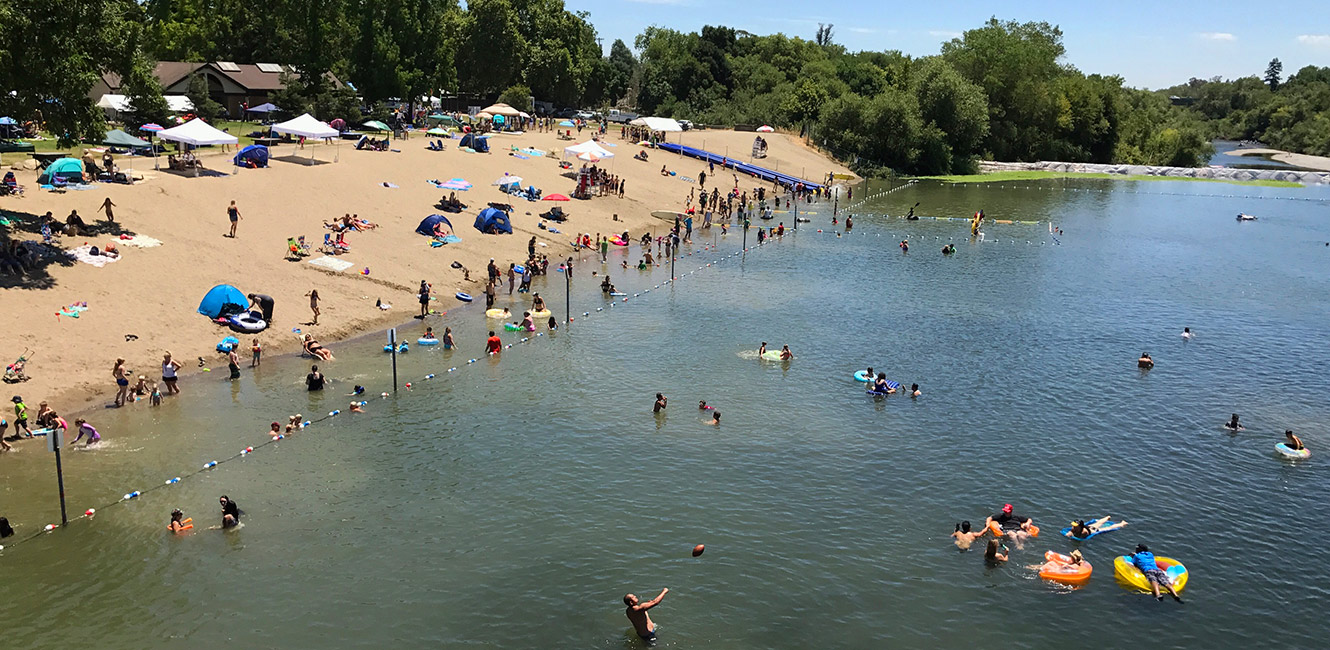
top-left (1059, 517), bottom-right (1125, 541)
top-left (456, 292), bottom-right (473, 302)
top-left (609, 236), bottom-right (628, 246)
top-left (417, 337), bottom-right (440, 346)
top-left (1114, 556), bottom-right (1188, 593)
top-left (229, 312), bottom-right (267, 333)
top-left (503, 323), bottom-right (521, 331)
top-left (1276, 442), bottom-right (1310, 459)
top-left (531, 309), bottom-right (552, 319)
top-left (485, 308), bottom-right (509, 319)
top-left (1038, 551), bottom-right (1093, 584)
top-left (169, 518), bottom-right (194, 532)
top-left (514, 265), bottom-right (526, 274)
top-left (853, 370), bottom-right (872, 382)
top-left (383, 343), bottom-right (408, 353)
top-left (989, 521), bottom-right (1040, 538)
top-left (760, 350), bottom-right (784, 361)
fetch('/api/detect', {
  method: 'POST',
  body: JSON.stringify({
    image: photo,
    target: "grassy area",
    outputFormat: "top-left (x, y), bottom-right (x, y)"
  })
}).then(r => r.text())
top-left (915, 170), bottom-right (1303, 188)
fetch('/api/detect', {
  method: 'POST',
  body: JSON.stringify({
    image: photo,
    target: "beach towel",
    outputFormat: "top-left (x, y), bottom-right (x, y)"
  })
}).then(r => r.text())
top-left (511, 153), bottom-right (530, 160)
top-left (307, 255), bottom-right (354, 272)
top-left (439, 234), bottom-right (461, 244)
top-left (68, 245), bottom-right (119, 267)
top-left (119, 235), bottom-right (163, 248)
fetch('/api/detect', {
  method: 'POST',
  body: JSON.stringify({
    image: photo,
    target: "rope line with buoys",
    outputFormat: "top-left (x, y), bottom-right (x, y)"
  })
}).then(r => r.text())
top-left (0, 231), bottom-right (789, 556)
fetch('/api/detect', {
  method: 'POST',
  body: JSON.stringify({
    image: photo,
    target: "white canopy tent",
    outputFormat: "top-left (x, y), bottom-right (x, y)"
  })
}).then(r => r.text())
top-left (156, 119), bottom-right (238, 175)
top-left (270, 113), bottom-right (341, 163)
top-left (629, 116), bottom-right (682, 133)
top-left (97, 94), bottom-right (193, 115)
top-left (481, 103), bottom-right (522, 117)
top-left (563, 140), bottom-right (615, 159)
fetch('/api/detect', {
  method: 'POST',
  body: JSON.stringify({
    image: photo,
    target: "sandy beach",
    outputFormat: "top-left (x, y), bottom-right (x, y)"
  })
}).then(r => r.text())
top-left (1, 126), bottom-right (850, 416)
top-left (1230, 147), bottom-right (1330, 172)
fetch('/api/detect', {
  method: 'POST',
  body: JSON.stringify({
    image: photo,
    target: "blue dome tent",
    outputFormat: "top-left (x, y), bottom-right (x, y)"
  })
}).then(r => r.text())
top-left (474, 207), bottom-right (512, 234)
top-left (232, 144), bottom-right (269, 168)
top-left (415, 214), bottom-right (453, 236)
top-left (459, 132), bottom-right (489, 153)
top-left (198, 284), bottom-right (249, 319)
top-left (36, 157), bottom-right (84, 184)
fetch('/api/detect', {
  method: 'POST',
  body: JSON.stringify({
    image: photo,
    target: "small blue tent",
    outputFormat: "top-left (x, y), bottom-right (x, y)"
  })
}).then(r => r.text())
top-left (459, 132), bottom-right (489, 153)
top-left (474, 207), bottom-right (512, 234)
top-left (233, 144), bottom-right (269, 168)
top-left (415, 214), bottom-right (453, 236)
top-left (198, 284), bottom-right (249, 318)
top-left (37, 157), bottom-right (84, 184)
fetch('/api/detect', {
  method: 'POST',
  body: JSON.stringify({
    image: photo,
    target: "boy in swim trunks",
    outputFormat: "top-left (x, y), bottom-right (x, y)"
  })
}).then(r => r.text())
top-left (1130, 544), bottom-right (1183, 603)
top-left (952, 521), bottom-right (985, 550)
top-left (11, 396), bottom-right (33, 437)
top-left (624, 588), bottom-right (668, 643)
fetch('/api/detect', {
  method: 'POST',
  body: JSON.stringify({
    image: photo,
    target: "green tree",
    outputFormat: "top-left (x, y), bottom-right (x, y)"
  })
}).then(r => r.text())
top-left (349, 0), bottom-right (457, 108)
top-left (911, 57), bottom-right (988, 169)
top-left (605, 39), bottom-right (637, 104)
top-left (456, 0), bottom-right (526, 95)
top-left (781, 79), bottom-right (829, 130)
top-left (121, 54), bottom-right (174, 129)
top-left (185, 74), bottom-right (224, 120)
top-left (498, 84), bottom-right (533, 110)
top-left (1264, 58), bottom-right (1282, 92)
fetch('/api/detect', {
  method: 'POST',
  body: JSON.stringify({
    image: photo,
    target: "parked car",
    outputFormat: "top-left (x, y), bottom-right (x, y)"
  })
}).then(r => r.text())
top-left (574, 110), bottom-right (598, 120)
top-left (678, 119), bottom-right (693, 131)
top-left (606, 109), bottom-right (640, 124)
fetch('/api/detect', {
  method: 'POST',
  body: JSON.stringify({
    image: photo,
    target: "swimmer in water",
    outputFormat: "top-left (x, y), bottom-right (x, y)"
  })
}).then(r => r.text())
top-left (219, 496), bottom-right (240, 528)
top-left (900, 240), bottom-right (909, 252)
top-left (704, 411), bottom-right (721, 426)
top-left (698, 400), bottom-right (712, 410)
top-left (1181, 327), bottom-right (1193, 340)
top-left (268, 422), bottom-right (281, 438)
top-left (350, 401), bottom-right (365, 413)
top-left (873, 373), bottom-right (895, 395)
top-left (169, 509), bottom-right (190, 533)
top-left (1138, 352), bottom-right (1153, 368)
top-left (911, 383), bottom-right (921, 398)
top-left (548, 316), bottom-right (558, 330)
top-left (1225, 413), bottom-right (1243, 431)
top-left (758, 341), bottom-right (767, 356)
top-left (424, 327), bottom-right (435, 340)
top-left (1066, 517), bottom-right (1128, 539)
top-left (71, 418), bottom-right (100, 446)
top-left (780, 345), bottom-right (792, 360)
top-left (1032, 549), bottom-right (1084, 574)
top-left (952, 521), bottom-right (985, 550)
top-left (984, 538), bottom-right (1008, 563)
top-left (654, 393), bottom-right (668, 413)
top-left (624, 588), bottom-right (669, 643)
top-left (442, 327), bottom-right (455, 349)
top-left (1285, 429), bottom-right (1305, 451)
top-left (520, 311), bottom-right (534, 331)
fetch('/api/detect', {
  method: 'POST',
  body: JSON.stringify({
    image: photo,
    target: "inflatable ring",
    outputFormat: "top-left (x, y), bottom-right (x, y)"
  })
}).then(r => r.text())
top-left (456, 292), bottom-right (473, 302)
top-left (485, 309), bottom-right (509, 319)
top-left (853, 370), bottom-right (871, 382)
top-left (1276, 442), bottom-right (1310, 459)
top-left (168, 518), bottom-right (194, 532)
top-left (988, 521), bottom-right (1040, 538)
top-left (229, 312), bottom-right (267, 333)
top-left (1038, 551), bottom-right (1092, 584)
top-left (514, 265), bottom-right (526, 274)
top-left (503, 323), bottom-right (521, 331)
top-left (531, 309), bottom-right (552, 319)
top-left (417, 337), bottom-right (440, 346)
top-left (1114, 556), bottom-right (1188, 593)
top-left (760, 350), bottom-right (784, 361)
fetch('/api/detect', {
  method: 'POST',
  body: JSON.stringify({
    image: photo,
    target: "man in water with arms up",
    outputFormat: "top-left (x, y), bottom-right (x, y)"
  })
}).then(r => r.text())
top-left (624, 588), bottom-right (668, 642)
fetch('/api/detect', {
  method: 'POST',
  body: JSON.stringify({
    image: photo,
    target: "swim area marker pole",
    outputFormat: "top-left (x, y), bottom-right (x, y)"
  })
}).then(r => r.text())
top-left (389, 328), bottom-right (398, 395)
top-left (564, 257), bottom-right (572, 326)
top-left (50, 427), bottom-right (68, 525)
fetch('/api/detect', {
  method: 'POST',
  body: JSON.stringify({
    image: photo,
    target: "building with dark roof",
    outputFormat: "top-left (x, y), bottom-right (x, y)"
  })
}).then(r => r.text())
top-left (93, 62), bottom-right (344, 117)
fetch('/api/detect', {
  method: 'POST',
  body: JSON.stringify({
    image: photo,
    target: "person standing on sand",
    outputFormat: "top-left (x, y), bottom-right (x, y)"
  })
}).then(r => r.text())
top-left (161, 352), bottom-right (182, 395)
top-left (418, 280), bottom-right (431, 319)
top-left (99, 197), bottom-right (117, 223)
top-left (226, 200), bottom-right (241, 238)
top-left (624, 588), bottom-right (669, 642)
top-left (528, 236), bottom-right (537, 258)
top-left (305, 289), bottom-right (321, 325)
top-left (113, 358), bottom-right (130, 407)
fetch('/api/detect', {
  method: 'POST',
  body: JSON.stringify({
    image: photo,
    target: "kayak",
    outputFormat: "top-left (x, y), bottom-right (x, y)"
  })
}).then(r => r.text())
top-left (1114, 556), bottom-right (1189, 593)
top-left (1038, 551), bottom-right (1093, 585)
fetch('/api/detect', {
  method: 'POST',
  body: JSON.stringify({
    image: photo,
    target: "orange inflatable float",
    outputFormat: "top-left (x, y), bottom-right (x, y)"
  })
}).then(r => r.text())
top-left (1038, 551), bottom-right (1092, 584)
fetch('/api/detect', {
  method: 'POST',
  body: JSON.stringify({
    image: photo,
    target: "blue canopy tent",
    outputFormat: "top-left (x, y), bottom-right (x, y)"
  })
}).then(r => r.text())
top-left (233, 144), bottom-right (269, 168)
top-left (474, 207), bottom-right (512, 234)
top-left (459, 132), bottom-right (489, 153)
top-left (36, 157), bottom-right (84, 184)
top-left (415, 214), bottom-right (454, 236)
top-left (197, 284), bottom-right (249, 318)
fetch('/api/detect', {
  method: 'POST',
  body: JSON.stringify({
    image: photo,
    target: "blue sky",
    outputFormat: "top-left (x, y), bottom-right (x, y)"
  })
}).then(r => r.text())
top-left (566, 0), bottom-right (1330, 89)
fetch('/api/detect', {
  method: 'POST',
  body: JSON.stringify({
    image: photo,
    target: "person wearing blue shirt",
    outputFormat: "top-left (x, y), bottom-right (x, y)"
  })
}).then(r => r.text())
top-left (1131, 544), bottom-right (1184, 603)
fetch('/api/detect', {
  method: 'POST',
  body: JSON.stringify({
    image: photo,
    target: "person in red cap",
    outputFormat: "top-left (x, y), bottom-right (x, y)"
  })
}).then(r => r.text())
top-left (986, 503), bottom-right (1036, 544)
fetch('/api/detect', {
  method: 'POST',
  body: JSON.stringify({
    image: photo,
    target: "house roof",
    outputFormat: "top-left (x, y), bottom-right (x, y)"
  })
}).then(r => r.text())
top-left (102, 62), bottom-right (341, 93)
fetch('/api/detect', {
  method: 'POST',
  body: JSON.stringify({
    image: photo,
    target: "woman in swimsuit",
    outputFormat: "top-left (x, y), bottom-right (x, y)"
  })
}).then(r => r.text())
top-left (532, 294), bottom-right (546, 311)
top-left (219, 496), bottom-right (241, 528)
top-left (302, 334), bottom-right (334, 361)
top-left (162, 352), bottom-right (182, 396)
top-left (113, 358), bottom-right (130, 407)
top-left (442, 327), bottom-right (455, 349)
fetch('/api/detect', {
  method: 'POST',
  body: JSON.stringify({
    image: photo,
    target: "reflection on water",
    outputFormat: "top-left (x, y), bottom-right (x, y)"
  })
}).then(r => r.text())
top-left (4, 178), bottom-right (1330, 648)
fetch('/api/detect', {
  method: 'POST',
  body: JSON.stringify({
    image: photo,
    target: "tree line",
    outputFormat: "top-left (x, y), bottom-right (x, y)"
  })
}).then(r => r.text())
top-left (2, 5), bottom-right (1322, 173)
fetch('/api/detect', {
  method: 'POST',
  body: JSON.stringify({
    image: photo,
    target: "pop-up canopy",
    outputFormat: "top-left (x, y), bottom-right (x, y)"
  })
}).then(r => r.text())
top-left (270, 113), bottom-right (338, 139)
top-left (157, 119), bottom-right (238, 146)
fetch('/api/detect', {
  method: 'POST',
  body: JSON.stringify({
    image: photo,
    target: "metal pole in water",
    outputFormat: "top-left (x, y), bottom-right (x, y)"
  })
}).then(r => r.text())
top-left (565, 257), bottom-right (572, 325)
top-left (50, 429), bottom-right (68, 525)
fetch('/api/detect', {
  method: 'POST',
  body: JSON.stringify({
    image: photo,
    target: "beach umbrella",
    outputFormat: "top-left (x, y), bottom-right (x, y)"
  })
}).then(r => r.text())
top-left (363, 120), bottom-right (390, 131)
top-left (439, 178), bottom-right (472, 191)
top-left (427, 113), bottom-right (447, 120)
top-left (330, 118), bottom-right (346, 131)
top-left (558, 120), bottom-right (575, 127)
top-left (139, 123), bottom-right (164, 132)
top-left (577, 152), bottom-right (601, 163)
top-left (542, 193), bottom-right (570, 201)
top-left (0, 116), bottom-right (16, 125)
top-left (756, 125), bottom-right (775, 133)
top-left (492, 175), bottom-right (522, 186)
top-left (426, 127), bottom-right (448, 136)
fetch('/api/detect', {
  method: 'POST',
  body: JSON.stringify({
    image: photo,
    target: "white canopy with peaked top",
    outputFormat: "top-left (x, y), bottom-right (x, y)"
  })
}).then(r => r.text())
top-left (157, 118), bottom-right (238, 146)
top-left (270, 113), bottom-right (338, 139)
top-left (481, 103), bottom-right (522, 117)
top-left (629, 116), bottom-right (682, 133)
top-left (563, 140), bottom-right (614, 159)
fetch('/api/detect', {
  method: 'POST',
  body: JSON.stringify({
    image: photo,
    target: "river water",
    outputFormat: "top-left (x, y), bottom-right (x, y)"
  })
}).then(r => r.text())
top-left (3, 178), bottom-right (1329, 649)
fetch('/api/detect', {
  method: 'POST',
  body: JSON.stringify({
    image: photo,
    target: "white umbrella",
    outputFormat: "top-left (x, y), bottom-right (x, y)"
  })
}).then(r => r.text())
top-left (492, 175), bottom-right (522, 186)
